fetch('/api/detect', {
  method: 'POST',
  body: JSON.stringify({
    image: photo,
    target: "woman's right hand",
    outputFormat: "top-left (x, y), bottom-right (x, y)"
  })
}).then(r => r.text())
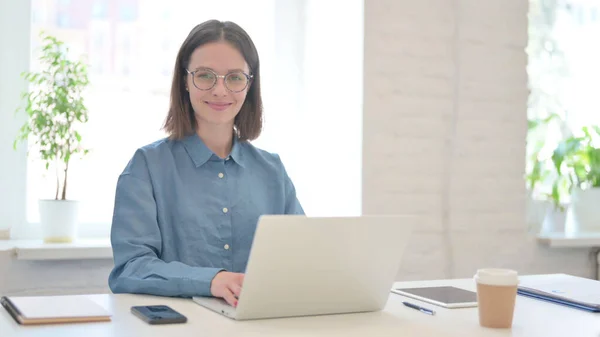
top-left (210, 271), bottom-right (245, 307)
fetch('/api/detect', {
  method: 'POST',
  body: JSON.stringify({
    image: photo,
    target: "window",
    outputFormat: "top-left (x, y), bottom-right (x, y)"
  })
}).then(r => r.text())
top-left (527, 0), bottom-right (600, 203)
top-left (56, 12), bottom-right (70, 28)
top-left (92, 1), bottom-right (108, 19)
top-left (31, 0), bottom-right (46, 24)
top-left (4, 0), bottom-right (363, 239)
top-left (118, 2), bottom-right (137, 22)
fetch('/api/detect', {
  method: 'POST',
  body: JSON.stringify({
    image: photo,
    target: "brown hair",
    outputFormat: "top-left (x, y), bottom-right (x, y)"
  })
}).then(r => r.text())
top-left (163, 20), bottom-right (263, 141)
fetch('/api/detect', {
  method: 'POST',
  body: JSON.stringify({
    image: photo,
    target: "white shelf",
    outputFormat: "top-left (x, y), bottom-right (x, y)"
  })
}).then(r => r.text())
top-left (0, 239), bottom-right (112, 260)
top-left (537, 232), bottom-right (600, 248)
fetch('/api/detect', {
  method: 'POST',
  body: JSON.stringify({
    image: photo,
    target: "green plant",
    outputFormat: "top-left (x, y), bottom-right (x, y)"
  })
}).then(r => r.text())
top-left (525, 113), bottom-right (561, 193)
top-left (549, 125), bottom-right (600, 208)
top-left (552, 126), bottom-right (600, 187)
top-left (526, 0), bottom-right (570, 207)
top-left (13, 33), bottom-right (90, 200)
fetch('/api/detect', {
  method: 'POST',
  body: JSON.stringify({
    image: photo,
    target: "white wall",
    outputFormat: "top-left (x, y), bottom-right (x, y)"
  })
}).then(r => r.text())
top-left (0, 0), bottom-right (28, 236)
top-left (363, 0), bottom-right (595, 281)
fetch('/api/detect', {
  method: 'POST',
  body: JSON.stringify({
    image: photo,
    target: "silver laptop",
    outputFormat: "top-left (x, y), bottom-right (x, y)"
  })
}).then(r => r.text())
top-left (192, 215), bottom-right (415, 320)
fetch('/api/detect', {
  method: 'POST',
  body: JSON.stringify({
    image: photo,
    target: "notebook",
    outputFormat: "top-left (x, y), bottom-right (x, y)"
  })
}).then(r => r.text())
top-left (1, 295), bottom-right (112, 325)
top-left (517, 274), bottom-right (600, 312)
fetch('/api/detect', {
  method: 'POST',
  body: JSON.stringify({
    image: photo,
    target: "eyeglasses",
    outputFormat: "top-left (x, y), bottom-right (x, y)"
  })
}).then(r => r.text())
top-left (185, 68), bottom-right (253, 93)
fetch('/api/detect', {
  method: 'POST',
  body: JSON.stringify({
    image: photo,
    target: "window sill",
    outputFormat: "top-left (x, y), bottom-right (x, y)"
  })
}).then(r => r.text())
top-left (0, 238), bottom-right (112, 260)
top-left (537, 231), bottom-right (600, 248)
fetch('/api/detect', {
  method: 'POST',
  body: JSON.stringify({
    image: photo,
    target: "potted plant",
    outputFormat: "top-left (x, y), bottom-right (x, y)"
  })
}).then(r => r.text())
top-left (525, 113), bottom-right (564, 233)
top-left (525, 122), bottom-right (550, 233)
top-left (525, 113), bottom-right (560, 196)
top-left (13, 33), bottom-right (90, 243)
top-left (551, 126), bottom-right (600, 232)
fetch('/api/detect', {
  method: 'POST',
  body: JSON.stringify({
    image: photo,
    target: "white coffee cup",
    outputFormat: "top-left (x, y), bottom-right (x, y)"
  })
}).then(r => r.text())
top-left (474, 269), bottom-right (519, 329)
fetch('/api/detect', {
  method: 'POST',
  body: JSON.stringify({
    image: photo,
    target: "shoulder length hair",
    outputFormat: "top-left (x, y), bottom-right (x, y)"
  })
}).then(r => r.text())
top-left (163, 20), bottom-right (263, 141)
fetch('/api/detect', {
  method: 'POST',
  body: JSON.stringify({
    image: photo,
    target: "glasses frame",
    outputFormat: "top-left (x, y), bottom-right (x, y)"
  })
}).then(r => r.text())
top-left (185, 68), bottom-right (253, 93)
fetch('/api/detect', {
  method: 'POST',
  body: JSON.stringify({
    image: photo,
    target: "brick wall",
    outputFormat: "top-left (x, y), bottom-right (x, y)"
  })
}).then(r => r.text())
top-left (363, 0), bottom-right (595, 280)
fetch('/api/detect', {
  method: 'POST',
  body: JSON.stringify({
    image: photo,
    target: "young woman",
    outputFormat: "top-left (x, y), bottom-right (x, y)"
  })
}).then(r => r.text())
top-left (108, 20), bottom-right (304, 308)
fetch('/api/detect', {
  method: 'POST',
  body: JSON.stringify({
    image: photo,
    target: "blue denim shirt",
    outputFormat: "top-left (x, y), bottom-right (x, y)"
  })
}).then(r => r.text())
top-left (108, 134), bottom-right (304, 298)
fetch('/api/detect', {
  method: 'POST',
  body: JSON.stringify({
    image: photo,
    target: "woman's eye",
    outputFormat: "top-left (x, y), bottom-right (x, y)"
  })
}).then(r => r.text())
top-left (228, 74), bottom-right (243, 81)
top-left (196, 72), bottom-right (214, 80)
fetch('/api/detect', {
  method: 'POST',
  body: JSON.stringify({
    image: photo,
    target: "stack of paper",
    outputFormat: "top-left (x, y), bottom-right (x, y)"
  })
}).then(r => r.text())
top-left (1, 295), bottom-right (111, 325)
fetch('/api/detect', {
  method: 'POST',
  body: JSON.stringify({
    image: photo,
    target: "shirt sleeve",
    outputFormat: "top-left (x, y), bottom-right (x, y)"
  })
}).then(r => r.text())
top-left (108, 152), bottom-right (223, 298)
top-left (279, 157), bottom-right (305, 215)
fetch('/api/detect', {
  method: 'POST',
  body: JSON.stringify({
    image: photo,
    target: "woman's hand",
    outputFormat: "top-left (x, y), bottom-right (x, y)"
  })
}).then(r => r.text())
top-left (210, 271), bottom-right (244, 307)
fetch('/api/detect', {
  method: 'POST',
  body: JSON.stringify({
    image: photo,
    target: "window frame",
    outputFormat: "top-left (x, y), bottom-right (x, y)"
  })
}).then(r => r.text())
top-left (1, 0), bottom-right (364, 241)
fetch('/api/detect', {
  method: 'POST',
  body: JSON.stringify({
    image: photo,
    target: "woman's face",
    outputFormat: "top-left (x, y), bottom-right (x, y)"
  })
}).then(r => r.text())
top-left (186, 41), bottom-right (250, 130)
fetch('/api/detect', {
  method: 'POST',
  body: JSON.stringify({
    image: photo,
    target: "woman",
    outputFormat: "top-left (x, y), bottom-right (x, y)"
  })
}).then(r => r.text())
top-left (108, 20), bottom-right (304, 308)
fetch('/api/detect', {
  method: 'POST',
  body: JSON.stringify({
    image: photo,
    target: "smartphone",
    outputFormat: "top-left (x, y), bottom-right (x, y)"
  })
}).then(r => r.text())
top-left (131, 305), bottom-right (187, 325)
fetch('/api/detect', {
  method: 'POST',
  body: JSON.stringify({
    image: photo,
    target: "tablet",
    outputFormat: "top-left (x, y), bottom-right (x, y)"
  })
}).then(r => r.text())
top-left (391, 286), bottom-right (478, 308)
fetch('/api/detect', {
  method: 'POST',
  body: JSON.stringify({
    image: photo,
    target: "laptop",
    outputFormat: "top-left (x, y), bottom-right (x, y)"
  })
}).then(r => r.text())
top-left (517, 274), bottom-right (600, 312)
top-left (192, 214), bottom-right (415, 320)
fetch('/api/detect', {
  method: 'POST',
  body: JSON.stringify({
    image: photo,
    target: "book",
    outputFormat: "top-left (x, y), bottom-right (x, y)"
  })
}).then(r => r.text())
top-left (1, 295), bottom-right (112, 325)
top-left (517, 274), bottom-right (600, 312)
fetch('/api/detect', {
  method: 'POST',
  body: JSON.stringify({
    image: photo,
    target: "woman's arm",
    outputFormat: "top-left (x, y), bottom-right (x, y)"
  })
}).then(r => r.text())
top-left (278, 156), bottom-right (305, 215)
top-left (108, 153), bottom-right (223, 298)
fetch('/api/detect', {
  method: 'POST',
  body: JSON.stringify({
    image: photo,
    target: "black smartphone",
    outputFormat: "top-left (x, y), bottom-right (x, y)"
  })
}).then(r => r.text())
top-left (131, 305), bottom-right (187, 325)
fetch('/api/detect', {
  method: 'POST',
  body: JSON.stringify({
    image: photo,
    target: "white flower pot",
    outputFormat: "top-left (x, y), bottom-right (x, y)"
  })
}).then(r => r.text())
top-left (526, 193), bottom-right (549, 234)
top-left (0, 228), bottom-right (10, 240)
top-left (569, 187), bottom-right (600, 232)
top-left (541, 206), bottom-right (567, 233)
top-left (39, 199), bottom-right (80, 243)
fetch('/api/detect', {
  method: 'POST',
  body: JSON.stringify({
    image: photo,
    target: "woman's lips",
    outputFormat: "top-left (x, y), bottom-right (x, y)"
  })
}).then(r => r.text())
top-left (205, 101), bottom-right (232, 111)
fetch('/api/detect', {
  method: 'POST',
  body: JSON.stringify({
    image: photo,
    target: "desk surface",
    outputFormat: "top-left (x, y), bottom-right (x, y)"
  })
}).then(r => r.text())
top-left (2, 274), bottom-right (599, 337)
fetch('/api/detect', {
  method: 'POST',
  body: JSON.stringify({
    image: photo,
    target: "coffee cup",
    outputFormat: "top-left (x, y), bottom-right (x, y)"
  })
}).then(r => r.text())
top-left (474, 268), bottom-right (519, 329)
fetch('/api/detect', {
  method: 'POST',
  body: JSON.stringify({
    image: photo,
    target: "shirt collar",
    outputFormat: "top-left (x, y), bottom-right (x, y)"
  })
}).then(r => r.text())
top-left (181, 133), bottom-right (245, 168)
top-left (228, 136), bottom-right (245, 167)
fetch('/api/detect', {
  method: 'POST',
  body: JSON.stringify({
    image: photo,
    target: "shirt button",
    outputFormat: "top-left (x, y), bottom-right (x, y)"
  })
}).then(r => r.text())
top-left (218, 172), bottom-right (224, 179)
top-left (222, 207), bottom-right (228, 213)
top-left (225, 156), bottom-right (230, 161)
top-left (224, 244), bottom-right (230, 250)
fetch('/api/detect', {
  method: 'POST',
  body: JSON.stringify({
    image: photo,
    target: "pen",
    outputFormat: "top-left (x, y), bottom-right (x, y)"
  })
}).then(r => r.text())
top-left (402, 301), bottom-right (436, 315)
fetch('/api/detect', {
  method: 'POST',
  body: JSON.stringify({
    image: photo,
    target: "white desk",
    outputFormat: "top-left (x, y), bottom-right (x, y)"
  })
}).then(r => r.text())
top-left (1, 274), bottom-right (598, 337)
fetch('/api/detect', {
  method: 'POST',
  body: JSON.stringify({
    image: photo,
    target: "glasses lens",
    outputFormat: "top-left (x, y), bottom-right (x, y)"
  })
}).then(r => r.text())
top-left (225, 72), bottom-right (248, 92)
top-left (193, 71), bottom-right (216, 90)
